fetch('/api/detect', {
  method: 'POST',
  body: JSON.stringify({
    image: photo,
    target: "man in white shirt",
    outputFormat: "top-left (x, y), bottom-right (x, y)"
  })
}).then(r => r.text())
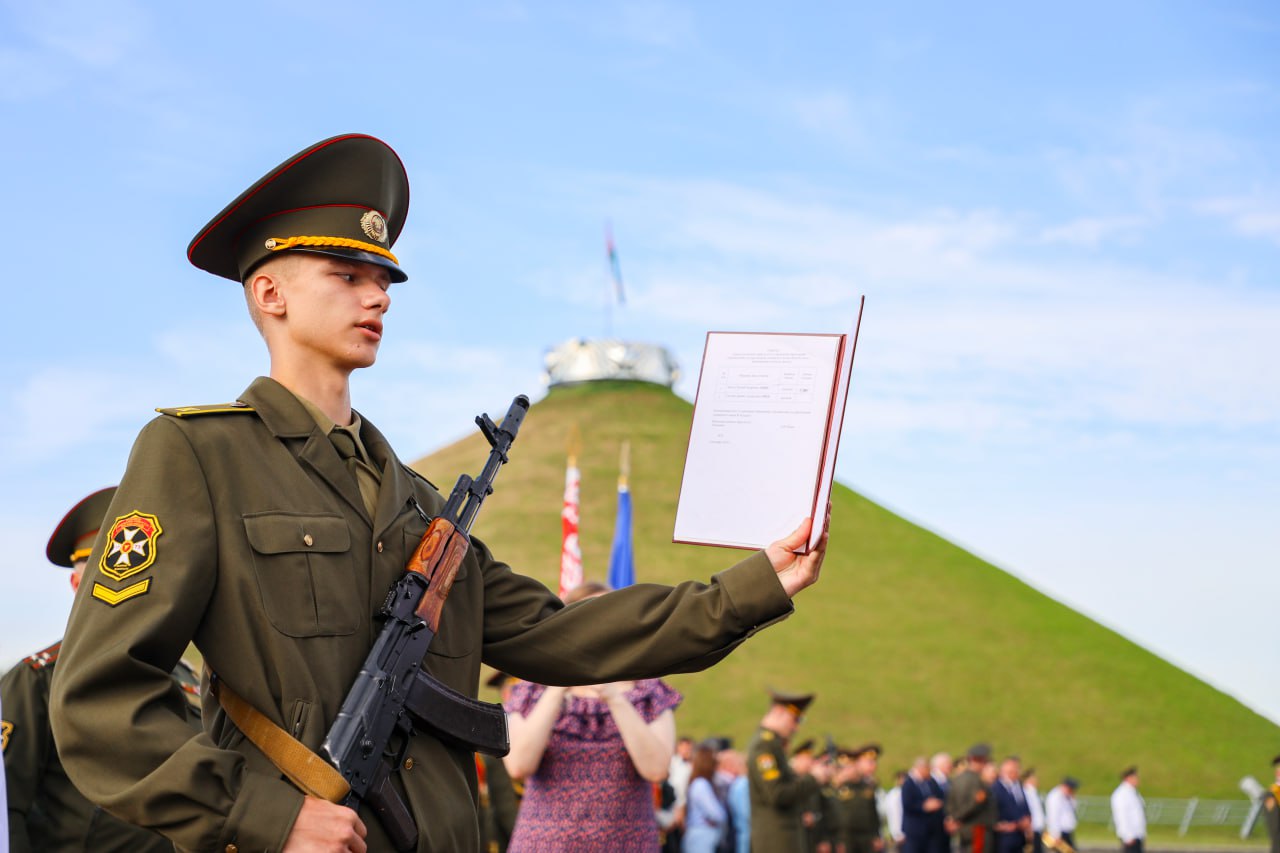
top-left (882, 769), bottom-right (907, 851)
top-left (1110, 766), bottom-right (1146, 852)
top-left (1044, 777), bottom-right (1079, 851)
top-left (1021, 768), bottom-right (1045, 853)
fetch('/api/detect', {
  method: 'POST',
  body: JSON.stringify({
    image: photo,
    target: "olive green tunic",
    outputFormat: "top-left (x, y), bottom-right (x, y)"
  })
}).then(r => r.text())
top-left (748, 727), bottom-right (820, 852)
top-left (822, 778), bottom-right (882, 853)
top-left (2, 642), bottom-right (198, 852)
top-left (947, 768), bottom-right (989, 853)
top-left (50, 377), bottom-right (794, 853)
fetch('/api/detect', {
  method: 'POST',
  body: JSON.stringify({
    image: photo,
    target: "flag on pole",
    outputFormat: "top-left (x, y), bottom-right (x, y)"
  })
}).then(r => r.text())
top-left (608, 441), bottom-right (635, 589)
top-left (559, 428), bottom-right (584, 598)
top-left (605, 221), bottom-right (625, 304)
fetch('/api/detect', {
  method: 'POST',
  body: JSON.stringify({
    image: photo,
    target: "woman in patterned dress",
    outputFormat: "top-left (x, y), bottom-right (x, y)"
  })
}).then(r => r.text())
top-left (503, 582), bottom-right (681, 852)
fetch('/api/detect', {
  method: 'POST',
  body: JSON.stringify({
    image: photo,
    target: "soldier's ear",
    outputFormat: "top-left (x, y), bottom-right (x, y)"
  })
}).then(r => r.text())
top-left (249, 270), bottom-right (287, 320)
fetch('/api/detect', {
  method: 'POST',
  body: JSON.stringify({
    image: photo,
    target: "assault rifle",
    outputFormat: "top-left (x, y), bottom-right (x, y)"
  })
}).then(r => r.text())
top-left (322, 394), bottom-right (530, 851)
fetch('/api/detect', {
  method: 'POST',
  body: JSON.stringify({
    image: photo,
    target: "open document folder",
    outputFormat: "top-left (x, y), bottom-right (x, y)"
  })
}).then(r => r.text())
top-left (673, 297), bottom-right (864, 553)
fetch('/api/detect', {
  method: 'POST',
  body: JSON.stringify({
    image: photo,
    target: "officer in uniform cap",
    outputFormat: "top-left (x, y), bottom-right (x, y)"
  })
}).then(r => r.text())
top-left (821, 744), bottom-right (885, 853)
top-left (48, 134), bottom-right (830, 852)
top-left (748, 689), bottom-right (833, 852)
top-left (846, 744), bottom-right (885, 853)
top-left (789, 738), bottom-right (823, 852)
top-left (946, 743), bottom-right (994, 853)
top-left (1263, 754), bottom-right (1280, 853)
top-left (2, 488), bottom-right (199, 852)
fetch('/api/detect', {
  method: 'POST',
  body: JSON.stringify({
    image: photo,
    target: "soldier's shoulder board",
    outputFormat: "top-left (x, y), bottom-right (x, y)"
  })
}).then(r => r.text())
top-left (157, 402), bottom-right (256, 418)
top-left (22, 641), bottom-right (61, 670)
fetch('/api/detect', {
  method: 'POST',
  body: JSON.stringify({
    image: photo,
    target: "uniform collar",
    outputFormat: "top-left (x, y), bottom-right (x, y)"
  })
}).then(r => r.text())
top-left (239, 376), bottom-right (323, 438)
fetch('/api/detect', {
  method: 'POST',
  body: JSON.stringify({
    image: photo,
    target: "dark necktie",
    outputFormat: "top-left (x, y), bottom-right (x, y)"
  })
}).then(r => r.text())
top-left (329, 427), bottom-right (377, 516)
top-left (330, 428), bottom-right (360, 477)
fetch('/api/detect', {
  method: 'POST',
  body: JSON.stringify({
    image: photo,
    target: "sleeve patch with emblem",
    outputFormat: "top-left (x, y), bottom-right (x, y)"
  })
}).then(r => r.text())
top-left (1, 720), bottom-right (13, 752)
top-left (92, 578), bottom-right (152, 606)
top-left (100, 511), bottom-right (163, 580)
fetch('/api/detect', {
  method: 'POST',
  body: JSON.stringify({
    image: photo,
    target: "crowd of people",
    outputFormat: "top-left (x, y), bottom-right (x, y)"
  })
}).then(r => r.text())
top-left (476, 676), bottom-right (1280, 853)
top-left (474, 679), bottom-right (1083, 853)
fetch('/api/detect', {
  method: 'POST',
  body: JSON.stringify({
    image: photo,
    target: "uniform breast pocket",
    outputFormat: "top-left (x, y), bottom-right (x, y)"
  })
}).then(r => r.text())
top-left (244, 512), bottom-right (359, 638)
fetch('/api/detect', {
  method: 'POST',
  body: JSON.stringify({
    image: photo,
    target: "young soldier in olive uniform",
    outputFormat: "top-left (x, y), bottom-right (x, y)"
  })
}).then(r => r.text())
top-left (748, 690), bottom-right (833, 852)
top-left (2, 488), bottom-right (200, 853)
top-left (1263, 754), bottom-right (1280, 853)
top-left (819, 748), bottom-right (853, 853)
top-left (841, 744), bottom-right (885, 853)
top-left (49, 135), bottom-right (830, 853)
top-left (946, 743), bottom-right (994, 853)
top-left (791, 739), bottom-right (824, 852)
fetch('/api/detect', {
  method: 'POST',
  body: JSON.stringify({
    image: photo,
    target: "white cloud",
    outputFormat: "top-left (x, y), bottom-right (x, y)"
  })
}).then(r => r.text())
top-left (531, 171), bottom-right (1280, 452)
top-left (1038, 215), bottom-right (1147, 247)
top-left (1198, 195), bottom-right (1280, 246)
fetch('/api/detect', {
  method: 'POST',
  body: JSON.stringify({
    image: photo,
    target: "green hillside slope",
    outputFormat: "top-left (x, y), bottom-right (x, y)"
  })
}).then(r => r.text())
top-left (413, 380), bottom-right (1279, 799)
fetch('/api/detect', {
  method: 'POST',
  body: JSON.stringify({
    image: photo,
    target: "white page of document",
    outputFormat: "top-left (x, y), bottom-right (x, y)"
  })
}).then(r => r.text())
top-left (673, 332), bottom-right (843, 550)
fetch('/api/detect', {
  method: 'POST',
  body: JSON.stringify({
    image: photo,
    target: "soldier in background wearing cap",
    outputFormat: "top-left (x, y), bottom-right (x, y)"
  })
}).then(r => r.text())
top-left (790, 738), bottom-right (824, 852)
top-left (1262, 754), bottom-right (1280, 853)
top-left (946, 743), bottom-right (993, 853)
top-left (823, 744), bottom-right (885, 853)
top-left (2, 488), bottom-right (200, 852)
top-left (48, 134), bottom-right (831, 853)
top-left (748, 690), bottom-right (833, 851)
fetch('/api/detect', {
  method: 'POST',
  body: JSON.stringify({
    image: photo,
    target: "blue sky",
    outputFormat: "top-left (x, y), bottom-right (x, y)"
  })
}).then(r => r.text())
top-left (2, 2), bottom-right (1277, 726)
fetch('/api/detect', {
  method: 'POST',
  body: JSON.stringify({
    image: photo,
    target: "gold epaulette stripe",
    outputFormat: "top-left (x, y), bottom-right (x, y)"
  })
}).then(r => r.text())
top-left (265, 235), bottom-right (399, 265)
top-left (157, 404), bottom-right (257, 418)
top-left (92, 579), bottom-right (151, 606)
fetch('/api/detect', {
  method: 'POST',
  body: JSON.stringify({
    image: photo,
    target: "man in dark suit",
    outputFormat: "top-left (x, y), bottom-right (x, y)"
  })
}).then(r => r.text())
top-left (901, 757), bottom-right (945, 853)
top-left (992, 756), bottom-right (1032, 853)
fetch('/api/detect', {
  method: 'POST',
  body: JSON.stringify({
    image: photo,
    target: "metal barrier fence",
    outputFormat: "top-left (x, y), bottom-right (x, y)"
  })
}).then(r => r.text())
top-left (1073, 795), bottom-right (1258, 837)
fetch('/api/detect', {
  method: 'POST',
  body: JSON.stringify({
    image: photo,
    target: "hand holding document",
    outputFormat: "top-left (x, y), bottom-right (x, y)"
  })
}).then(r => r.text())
top-left (673, 297), bottom-right (864, 554)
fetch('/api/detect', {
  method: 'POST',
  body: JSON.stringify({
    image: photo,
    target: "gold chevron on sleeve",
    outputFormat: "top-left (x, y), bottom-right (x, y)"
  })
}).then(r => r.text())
top-left (91, 578), bottom-right (152, 607)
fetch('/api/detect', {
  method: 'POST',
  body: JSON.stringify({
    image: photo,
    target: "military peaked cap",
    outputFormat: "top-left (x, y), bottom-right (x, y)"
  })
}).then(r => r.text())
top-left (46, 487), bottom-right (116, 567)
top-left (188, 133), bottom-right (410, 283)
top-left (791, 738), bottom-right (816, 756)
top-left (768, 687), bottom-right (815, 715)
top-left (851, 742), bottom-right (882, 760)
top-left (967, 742), bottom-right (993, 760)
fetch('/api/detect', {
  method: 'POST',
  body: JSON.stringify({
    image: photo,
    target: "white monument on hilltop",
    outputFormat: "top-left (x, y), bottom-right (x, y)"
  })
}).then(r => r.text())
top-left (542, 338), bottom-right (679, 388)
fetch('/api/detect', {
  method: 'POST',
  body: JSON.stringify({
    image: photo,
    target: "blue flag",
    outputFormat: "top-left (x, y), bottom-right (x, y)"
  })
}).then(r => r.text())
top-left (608, 484), bottom-right (634, 589)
